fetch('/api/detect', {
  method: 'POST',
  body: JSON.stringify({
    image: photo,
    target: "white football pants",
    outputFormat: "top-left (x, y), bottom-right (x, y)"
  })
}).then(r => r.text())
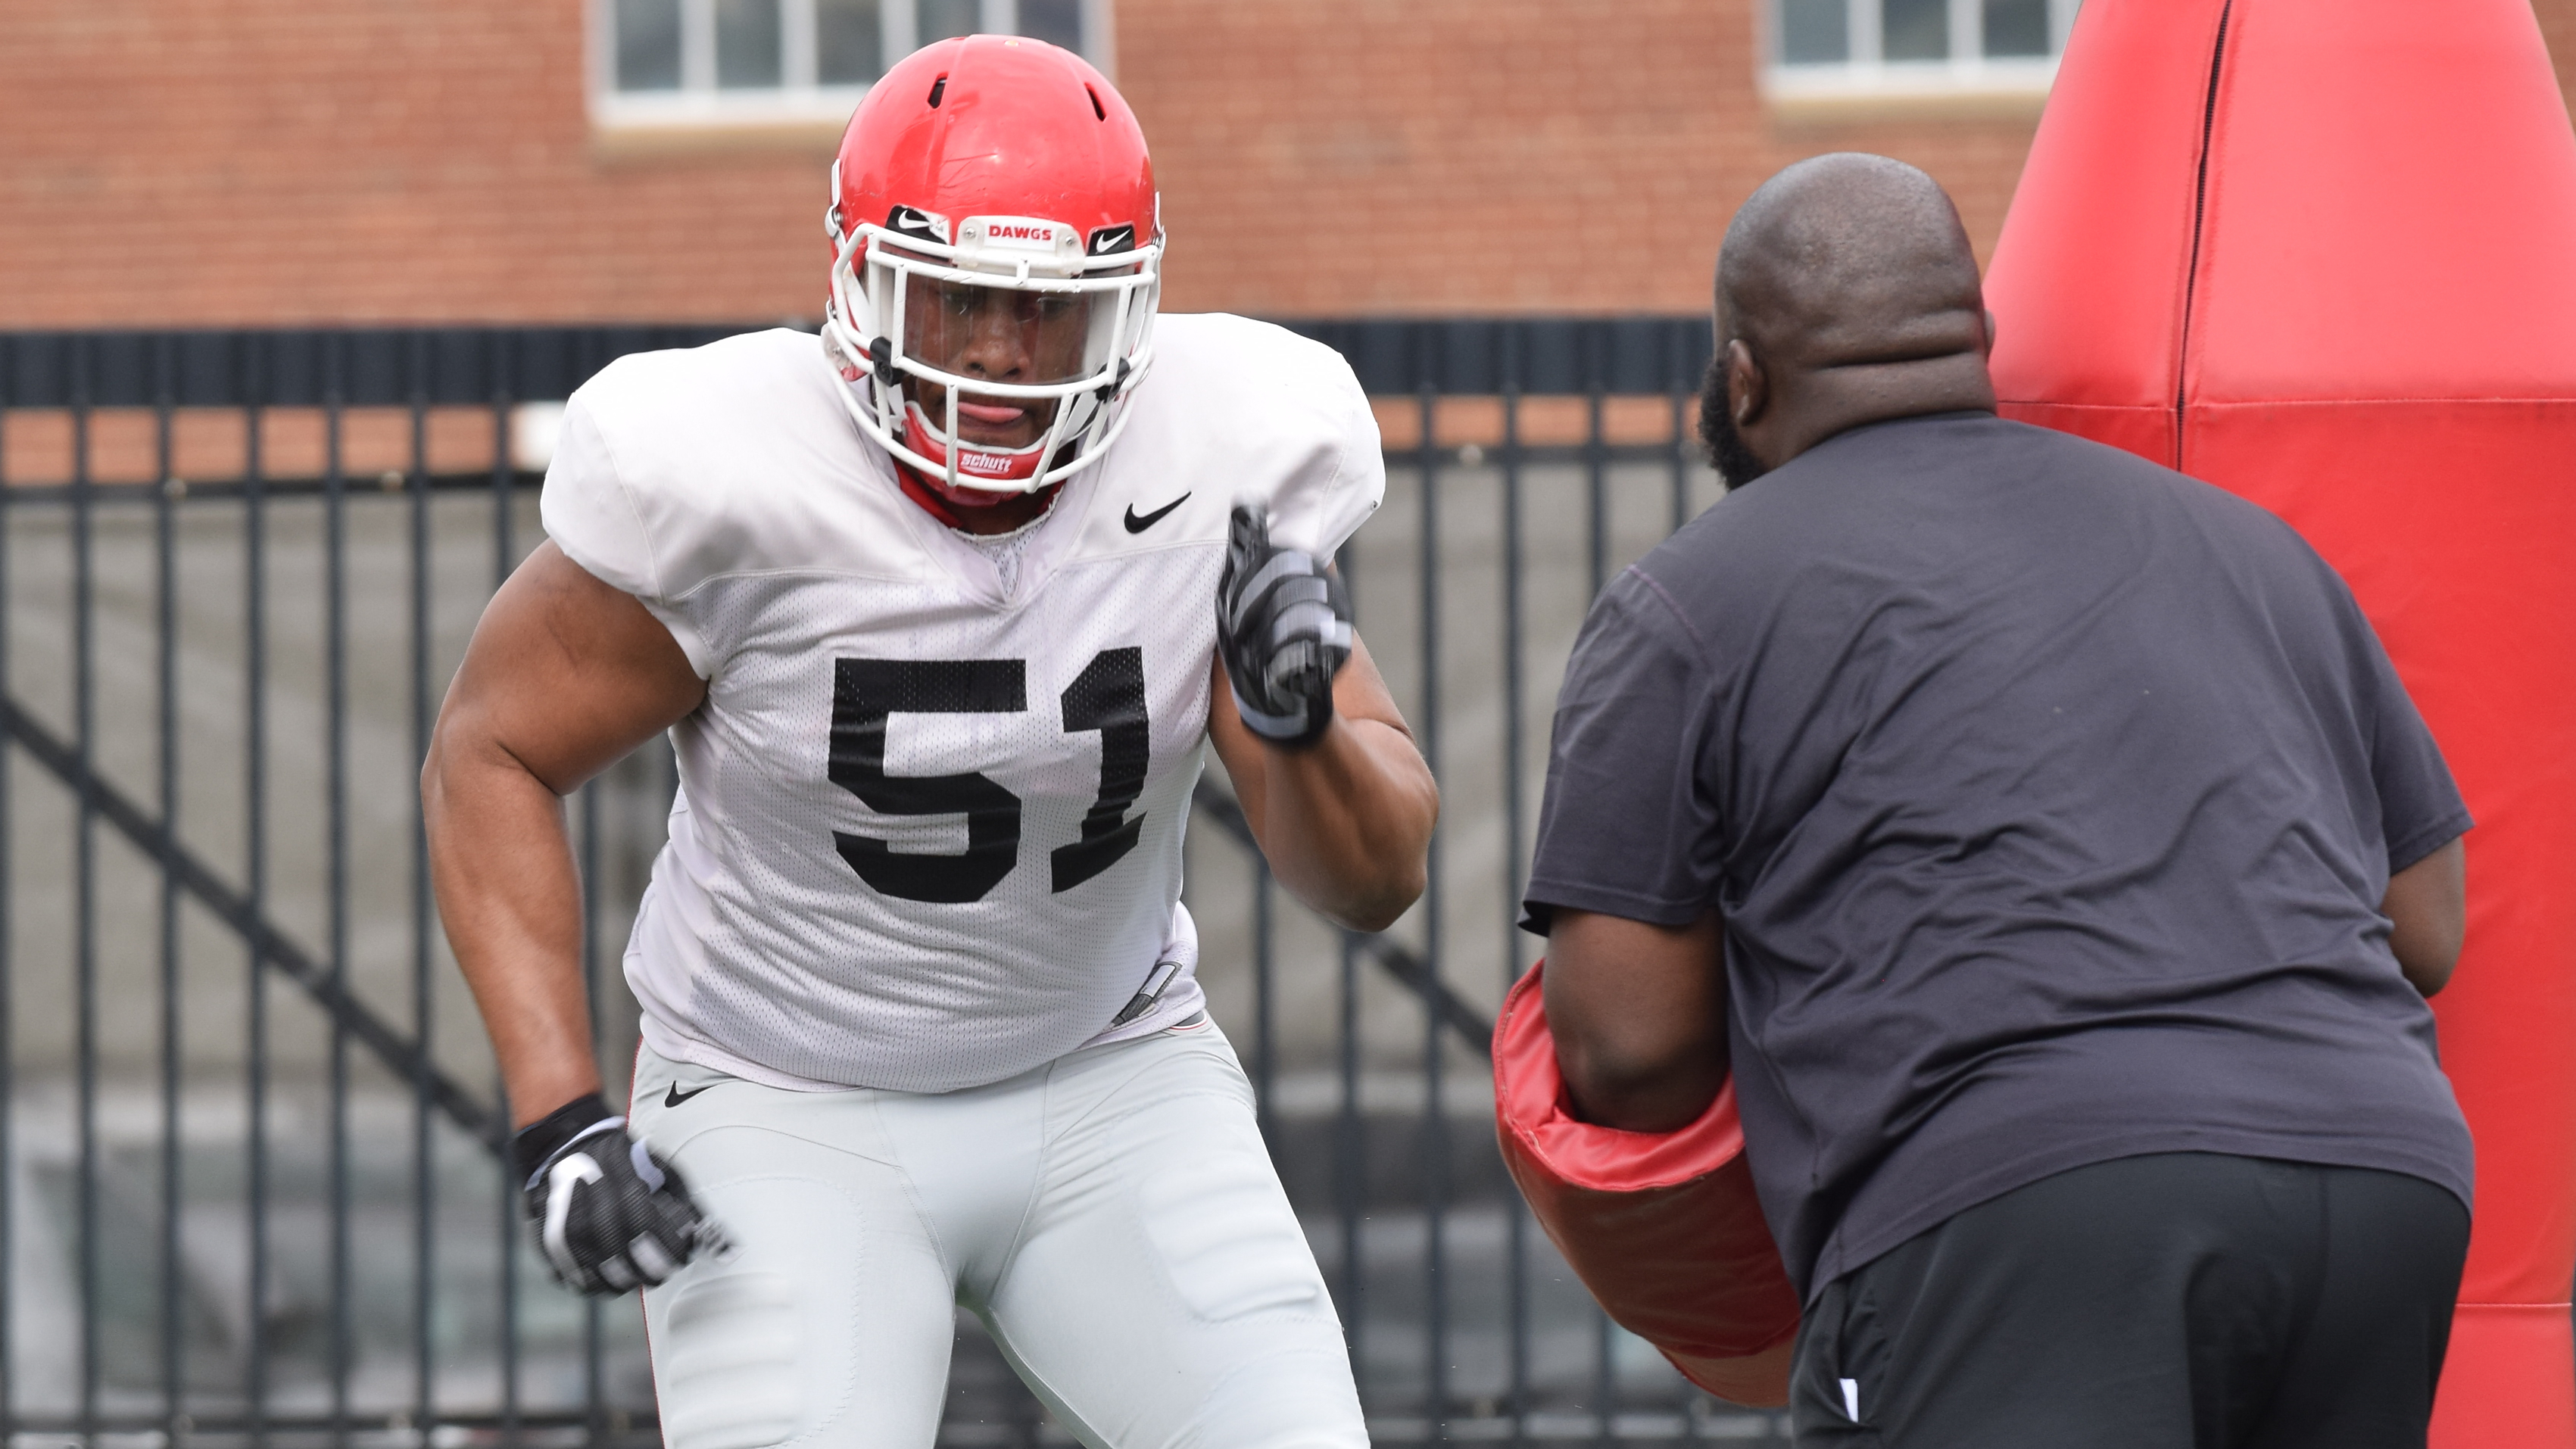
top-left (628, 1017), bottom-right (1367, 1449)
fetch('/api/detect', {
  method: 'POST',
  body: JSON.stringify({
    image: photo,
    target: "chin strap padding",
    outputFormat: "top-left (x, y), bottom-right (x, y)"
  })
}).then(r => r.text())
top-left (1492, 961), bottom-right (1801, 1408)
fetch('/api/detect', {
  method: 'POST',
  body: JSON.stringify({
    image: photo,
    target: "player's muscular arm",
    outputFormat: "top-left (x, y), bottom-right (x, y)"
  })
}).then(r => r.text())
top-left (423, 541), bottom-right (706, 1127)
top-left (1208, 640), bottom-right (1438, 933)
top-left (1544, 908), bottom-right (1729, 1133)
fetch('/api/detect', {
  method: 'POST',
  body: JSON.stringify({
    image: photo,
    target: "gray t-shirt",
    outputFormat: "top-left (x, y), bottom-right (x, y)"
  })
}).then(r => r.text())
top-left (1523, 412), bottom-right (2474, 1301)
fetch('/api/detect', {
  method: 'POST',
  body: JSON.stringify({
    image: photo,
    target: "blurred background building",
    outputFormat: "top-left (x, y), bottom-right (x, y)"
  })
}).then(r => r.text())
top-left (12, 0), bottom-right (2499, 327)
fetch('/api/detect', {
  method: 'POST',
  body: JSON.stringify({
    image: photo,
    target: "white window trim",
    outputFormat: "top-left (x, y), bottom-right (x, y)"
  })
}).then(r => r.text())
top-left (588, 0), bottom-right (1116, 136)
top-left (1762, 0), bottom-right (2078, 113)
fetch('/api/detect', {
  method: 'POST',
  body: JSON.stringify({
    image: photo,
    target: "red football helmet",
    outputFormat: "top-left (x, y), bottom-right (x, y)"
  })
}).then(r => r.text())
top-left (822, 36), bottom-right (1162, 506)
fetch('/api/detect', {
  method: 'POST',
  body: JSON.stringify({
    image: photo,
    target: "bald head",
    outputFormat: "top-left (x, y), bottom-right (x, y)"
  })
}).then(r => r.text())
top-left (1701, 154), bottom-right (1995, 485)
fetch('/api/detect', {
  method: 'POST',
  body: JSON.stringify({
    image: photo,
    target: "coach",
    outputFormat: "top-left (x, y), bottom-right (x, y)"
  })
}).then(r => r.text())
top-left (1521, 153), bottom-right (2475, 1447)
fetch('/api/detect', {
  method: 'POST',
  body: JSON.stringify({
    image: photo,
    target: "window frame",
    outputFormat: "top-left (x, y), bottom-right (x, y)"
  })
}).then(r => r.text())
top-left (588, 0), bottom-right (1117, 136)
top-left (1763, 0), bottom-right (2081, 114)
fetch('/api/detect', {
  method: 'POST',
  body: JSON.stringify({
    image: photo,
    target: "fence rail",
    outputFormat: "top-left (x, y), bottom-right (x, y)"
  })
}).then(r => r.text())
top-left (0, 319), bottom-right (1714, 410)
top-left (0, 319), bottom-right (1780, 1447)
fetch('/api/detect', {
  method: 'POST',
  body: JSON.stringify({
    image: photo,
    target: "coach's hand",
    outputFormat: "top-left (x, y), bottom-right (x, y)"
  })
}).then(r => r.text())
top-left (1218, 504), bottom-right (1354, 749)
top-left (514, 1093), bottom-right (728, 1296)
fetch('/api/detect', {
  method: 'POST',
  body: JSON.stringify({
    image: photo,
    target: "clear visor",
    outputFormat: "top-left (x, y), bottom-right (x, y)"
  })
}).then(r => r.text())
top-left (900, 273), bottom-right (1108, 388)
top-left (866, 243), bottom-right (1138, 392)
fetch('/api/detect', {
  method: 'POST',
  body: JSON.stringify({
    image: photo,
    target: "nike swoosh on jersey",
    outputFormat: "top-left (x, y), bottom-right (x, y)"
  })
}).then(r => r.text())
top-left (665, 1081), bottom-right (716, 1108)
top-left (1124, 492), bottom-right (1191, 533)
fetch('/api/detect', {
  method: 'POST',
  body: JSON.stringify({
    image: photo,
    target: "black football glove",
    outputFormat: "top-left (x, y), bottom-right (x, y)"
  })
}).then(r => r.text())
top-left (1216, 504), bottom-right (1354, 749)
top-left (513, 1093), bottom-right (729, 1297)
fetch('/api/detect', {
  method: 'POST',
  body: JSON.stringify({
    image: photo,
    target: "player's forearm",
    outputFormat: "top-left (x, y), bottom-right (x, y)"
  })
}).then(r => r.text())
top-left (1252, 715), bottom-right (1439, 933)
top-left (423, 734), bottom-right (603, 1129)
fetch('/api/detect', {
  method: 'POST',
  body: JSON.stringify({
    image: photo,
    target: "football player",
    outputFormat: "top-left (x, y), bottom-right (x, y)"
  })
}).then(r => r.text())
top-left (420, 34), bottom-right (1436, 1449)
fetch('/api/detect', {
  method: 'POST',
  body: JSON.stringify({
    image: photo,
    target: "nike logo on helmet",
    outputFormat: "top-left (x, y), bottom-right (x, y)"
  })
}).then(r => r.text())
top-left (665, 1081), bottom-right (716, 1108)
top-left (886, 204), bottom-right (951, 243)
top-left (1124, 491), bottom-right (1190, 534)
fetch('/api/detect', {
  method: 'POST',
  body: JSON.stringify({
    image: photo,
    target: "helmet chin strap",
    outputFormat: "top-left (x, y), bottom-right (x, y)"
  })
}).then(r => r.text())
top-left (902, 399), bottom-right (1049, 502)
top-left (892, 401), bottom-right (1066, 529)
top-left (891, 458), bottom-right (1063, 527)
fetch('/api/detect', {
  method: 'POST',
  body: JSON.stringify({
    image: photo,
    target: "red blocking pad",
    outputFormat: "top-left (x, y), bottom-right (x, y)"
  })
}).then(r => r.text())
top-left (1986, 2), bottom-right (2576, 1441)
top-left (1491, 964), bottom-right (1800, 1407)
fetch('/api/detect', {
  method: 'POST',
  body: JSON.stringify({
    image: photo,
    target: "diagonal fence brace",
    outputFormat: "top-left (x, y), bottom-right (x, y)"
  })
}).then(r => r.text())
top-left (0, 693), bottom-right (505, 1151)
top-left (1191, 781), bottom-right (1495, 1058)
top-left (0, 688), bottom-right (1491, 1159)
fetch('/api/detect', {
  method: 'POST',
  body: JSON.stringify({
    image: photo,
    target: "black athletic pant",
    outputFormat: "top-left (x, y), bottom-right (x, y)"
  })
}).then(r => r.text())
top-left (1790, 1152), bottom-right (2469, 1448)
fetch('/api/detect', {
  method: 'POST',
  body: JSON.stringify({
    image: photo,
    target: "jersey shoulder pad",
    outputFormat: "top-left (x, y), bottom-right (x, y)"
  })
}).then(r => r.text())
top-left (538, 329), bottom-right (921, 611)
top-left (1076, 313), bottom-right (1384, 559)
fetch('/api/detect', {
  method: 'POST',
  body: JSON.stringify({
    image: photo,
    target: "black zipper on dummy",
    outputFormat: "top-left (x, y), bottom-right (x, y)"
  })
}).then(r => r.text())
top-left (2175, 0), bottom-right (2235, 463)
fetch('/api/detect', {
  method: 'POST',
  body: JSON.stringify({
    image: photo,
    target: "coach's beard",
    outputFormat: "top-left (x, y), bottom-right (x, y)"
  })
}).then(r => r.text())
top-left (1696, 354), bottom-right (1767, 490)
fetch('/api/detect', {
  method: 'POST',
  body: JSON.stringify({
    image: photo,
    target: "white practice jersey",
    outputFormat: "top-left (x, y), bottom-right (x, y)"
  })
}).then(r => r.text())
top-left (541, 316), bottom-right (1384, 1093)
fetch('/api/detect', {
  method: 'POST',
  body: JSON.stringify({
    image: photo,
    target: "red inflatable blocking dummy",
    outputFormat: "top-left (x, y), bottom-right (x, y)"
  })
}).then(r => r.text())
top-left (1491, 964), bottom-right (1801, 1407)
top-left (1986, 2), bottom-right (2576, 1443)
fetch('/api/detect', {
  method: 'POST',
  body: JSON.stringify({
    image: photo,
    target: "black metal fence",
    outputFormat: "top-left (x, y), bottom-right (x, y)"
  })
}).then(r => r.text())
top-left (0, 320), bottom-right (1782, 1446)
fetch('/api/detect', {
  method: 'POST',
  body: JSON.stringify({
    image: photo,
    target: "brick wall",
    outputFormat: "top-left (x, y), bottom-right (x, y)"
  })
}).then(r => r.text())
top-left (1123, 0), bottom-right (2041, 316)
top-left (0, 0), bottom-right (826, 327)
top-left (2, 1), bottom-right (2569, 327)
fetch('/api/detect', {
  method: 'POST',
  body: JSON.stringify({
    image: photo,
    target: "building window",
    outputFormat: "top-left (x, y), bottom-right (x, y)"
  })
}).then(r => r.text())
top-left (1768, 0), bottom-right (2078, 109)
top-left (594, 0), bottom-right (1110, 131)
